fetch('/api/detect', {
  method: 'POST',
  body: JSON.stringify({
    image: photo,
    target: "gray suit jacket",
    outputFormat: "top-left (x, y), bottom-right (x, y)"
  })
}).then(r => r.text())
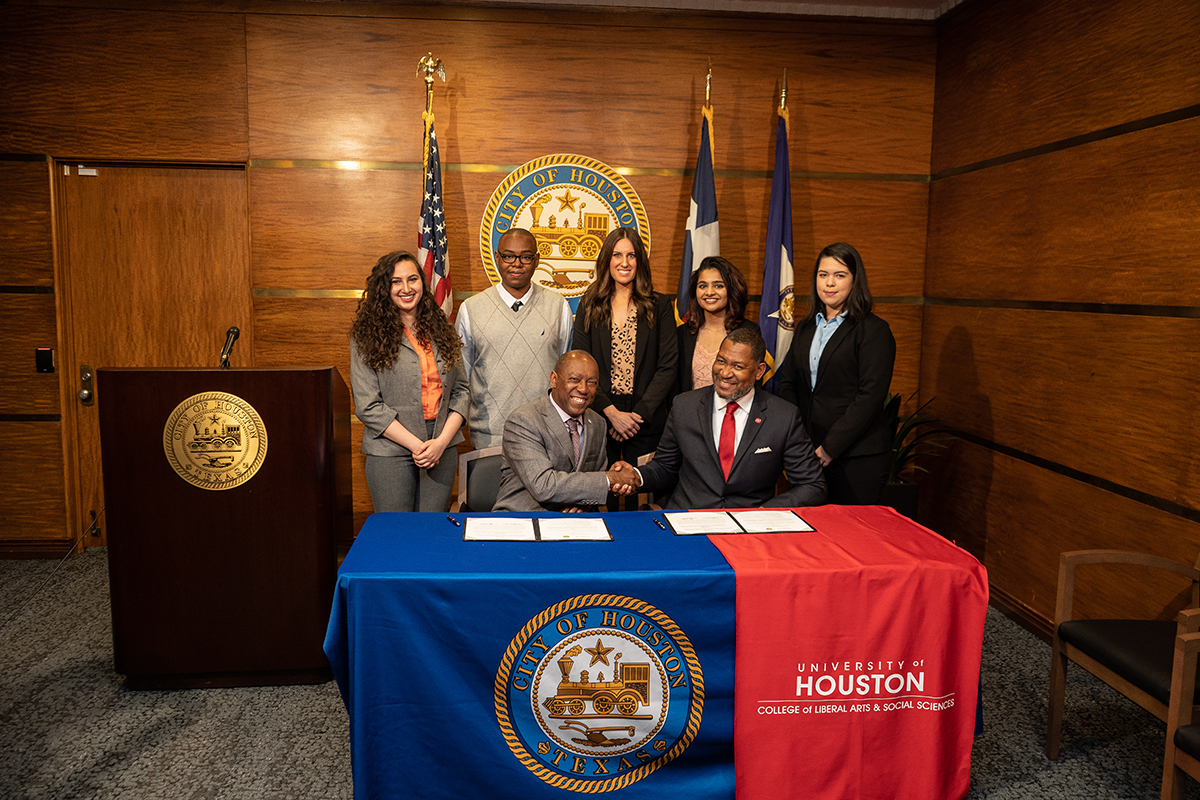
top-left (350, 337), bottom-right (469, 457)
top-left (493, 395), bottom-right (610, 512)
top-left (638, 387), bottom-right (827, 509)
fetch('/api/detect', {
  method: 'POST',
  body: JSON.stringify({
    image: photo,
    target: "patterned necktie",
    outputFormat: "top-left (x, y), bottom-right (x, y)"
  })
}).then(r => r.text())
top-left (512, 301), bottom-right (523, 312)
top-left (718, 402), bottom-right (737, 480)
top-left (566, 418), bottom-right (581, 467)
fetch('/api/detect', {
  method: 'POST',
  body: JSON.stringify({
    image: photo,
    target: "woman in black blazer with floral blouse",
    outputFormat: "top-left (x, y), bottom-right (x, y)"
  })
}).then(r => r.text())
top-left (777, 243), bottom-right (895, 505)
top-left (571, 228), bottom-right (677, 508)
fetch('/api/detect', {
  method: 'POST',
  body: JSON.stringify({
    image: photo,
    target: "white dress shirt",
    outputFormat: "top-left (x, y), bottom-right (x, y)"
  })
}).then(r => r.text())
top-left (711, 388), bottom-right (755, 454)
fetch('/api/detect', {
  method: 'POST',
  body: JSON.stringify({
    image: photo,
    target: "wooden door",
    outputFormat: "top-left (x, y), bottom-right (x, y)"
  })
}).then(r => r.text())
top-left (56, 163), bottom-right (251, 548)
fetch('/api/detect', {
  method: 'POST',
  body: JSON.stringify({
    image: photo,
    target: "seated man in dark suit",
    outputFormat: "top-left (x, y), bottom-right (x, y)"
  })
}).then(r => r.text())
top-left (493, 351), bottom-right (638, 512)
top-left (637, 326), bottom-right (827, 509)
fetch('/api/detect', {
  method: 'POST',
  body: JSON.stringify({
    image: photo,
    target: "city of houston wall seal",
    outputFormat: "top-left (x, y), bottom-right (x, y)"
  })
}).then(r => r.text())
top-left (163, 392), bottom-right (267, 491)
top-left (479, 155), bottom-right (650, 302)
top-left (495, 594), bottom-right (704, 792)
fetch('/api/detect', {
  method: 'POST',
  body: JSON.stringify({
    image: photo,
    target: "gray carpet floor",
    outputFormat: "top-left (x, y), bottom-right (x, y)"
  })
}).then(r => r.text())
top-left (1, 548), bottom-right (1197, 799)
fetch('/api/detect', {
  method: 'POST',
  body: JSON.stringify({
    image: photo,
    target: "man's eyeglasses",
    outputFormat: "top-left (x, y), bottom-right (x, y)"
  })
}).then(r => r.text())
top-left (498, 251), bottom-right (537, 265)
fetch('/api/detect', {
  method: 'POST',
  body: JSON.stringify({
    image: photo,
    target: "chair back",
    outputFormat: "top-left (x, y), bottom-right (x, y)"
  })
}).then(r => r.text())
top-left (455, 446), bottom-right (504, 512)
top-left (636, 451), bottom-right (657, 510)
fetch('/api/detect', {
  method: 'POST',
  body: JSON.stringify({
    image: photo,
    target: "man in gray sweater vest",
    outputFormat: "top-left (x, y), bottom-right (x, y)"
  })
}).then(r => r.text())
top-left (455, 228), bottom-right (573, 448)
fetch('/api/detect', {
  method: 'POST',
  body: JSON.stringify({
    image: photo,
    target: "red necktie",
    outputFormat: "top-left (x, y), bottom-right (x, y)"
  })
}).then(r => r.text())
top-left (719, 401), bottom-right (737, 480)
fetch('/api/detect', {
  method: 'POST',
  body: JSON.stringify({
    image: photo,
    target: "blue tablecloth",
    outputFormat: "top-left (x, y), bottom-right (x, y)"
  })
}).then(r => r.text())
top-left (324, 511), bottom-right (736, 799)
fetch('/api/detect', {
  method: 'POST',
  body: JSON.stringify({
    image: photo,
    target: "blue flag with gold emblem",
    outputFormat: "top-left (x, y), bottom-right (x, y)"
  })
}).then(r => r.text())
top-left (758, 109), bottom-right (794, 392)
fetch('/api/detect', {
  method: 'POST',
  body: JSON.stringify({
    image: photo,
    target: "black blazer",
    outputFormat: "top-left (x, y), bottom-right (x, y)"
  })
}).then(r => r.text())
top-left (638, 386), bottom-right (827, 509)
top-left (777, 312), bottom-right (895, 460)
top-left (676, 317), bottom-right (761, 396)
top-left (571, 292), bottom-right (679, 434)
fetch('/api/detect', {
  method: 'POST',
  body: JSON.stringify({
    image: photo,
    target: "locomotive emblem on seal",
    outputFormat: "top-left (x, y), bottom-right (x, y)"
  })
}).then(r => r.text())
top-left (163, 392), bottom-right (266, 491)
top-left (495, 595), bottom-right (703, 792)
top-left (479, 155), bottom-right (650, 305)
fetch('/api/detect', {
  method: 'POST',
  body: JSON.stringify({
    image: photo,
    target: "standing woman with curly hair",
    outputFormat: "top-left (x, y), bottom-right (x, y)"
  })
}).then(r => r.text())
top-left (571, 228), bottom-right (677, 508)
top-left (350, 251), bottom-right (469, 512)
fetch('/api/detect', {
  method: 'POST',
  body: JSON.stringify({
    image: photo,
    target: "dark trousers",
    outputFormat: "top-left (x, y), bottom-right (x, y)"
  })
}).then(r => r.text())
top-left (823, 450), bottom-right (890, 505)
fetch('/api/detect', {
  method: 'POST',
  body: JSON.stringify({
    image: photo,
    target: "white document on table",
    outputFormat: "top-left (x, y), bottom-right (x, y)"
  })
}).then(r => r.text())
top-left (663, 511), bottom-right (743, 535)
top-left (463, 517), bottom-right (537, 541)
top-left (729, 509), bottom-right (815, 533)
top-left (537, 518), bottom-right (612, 541)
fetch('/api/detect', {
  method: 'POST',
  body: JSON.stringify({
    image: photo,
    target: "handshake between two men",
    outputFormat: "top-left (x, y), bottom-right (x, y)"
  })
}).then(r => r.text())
top-left (605, 461), bottom-right (641, 498)
top-left (492, 350), bottom-right (647, 513)
top-left (491, 332), bottom-right (827, 514)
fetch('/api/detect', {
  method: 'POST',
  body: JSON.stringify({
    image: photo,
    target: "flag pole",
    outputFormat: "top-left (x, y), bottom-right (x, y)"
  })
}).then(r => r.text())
top-left (676, 61), bottom-right (721, 323)
top-left (759, 70), bottom-right (795, 390)
top-left (416, 53), bottom-right (452, 315)
top-left (780, 68), bottom-right (789, 135)
top-left (417, 53), bottom-right (445, 171)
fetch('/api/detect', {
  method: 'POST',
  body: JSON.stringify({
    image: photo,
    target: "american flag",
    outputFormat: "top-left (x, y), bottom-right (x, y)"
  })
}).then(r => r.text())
top-left (417, 111), bottom-right (451, 315)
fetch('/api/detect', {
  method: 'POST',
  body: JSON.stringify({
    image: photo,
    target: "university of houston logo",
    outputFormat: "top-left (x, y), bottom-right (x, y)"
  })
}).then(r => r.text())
top-left (495, 595), bottom-right (704, 792)
top-left (163, 392), bottom-right (267, 491)
top-left (479, 155), bottom-right (651, 301)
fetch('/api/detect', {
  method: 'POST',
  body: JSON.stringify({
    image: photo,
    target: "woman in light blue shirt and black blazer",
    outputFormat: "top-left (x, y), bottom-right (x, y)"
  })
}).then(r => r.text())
top-left (350, 251), bottom-right (469, 513)
top-left (777, 243), bottom-right (895, 505)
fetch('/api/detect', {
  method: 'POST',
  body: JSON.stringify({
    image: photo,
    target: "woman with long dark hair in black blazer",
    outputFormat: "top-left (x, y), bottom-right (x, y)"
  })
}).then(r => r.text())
top-left (777, 242), bottom-right (895, 505)
top-left (676, 255), bottom-right (760, 395)
top-left (572, 227), bottom-right (677, 508)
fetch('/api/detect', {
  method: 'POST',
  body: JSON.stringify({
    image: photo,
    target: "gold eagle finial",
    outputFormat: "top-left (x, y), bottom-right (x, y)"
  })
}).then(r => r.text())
top-left (417, 53), bottom-right (446, 84)
top-left (417, 53), bottom-right (446, 115)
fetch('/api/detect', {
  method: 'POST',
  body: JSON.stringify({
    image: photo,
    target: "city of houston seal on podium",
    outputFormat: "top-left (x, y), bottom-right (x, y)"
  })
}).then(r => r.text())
top-left (163, 392), bottom-right (267, 491)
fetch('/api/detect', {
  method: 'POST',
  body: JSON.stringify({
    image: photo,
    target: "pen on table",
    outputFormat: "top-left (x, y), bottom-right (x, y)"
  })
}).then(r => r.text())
top-left (653, 518), bottom-right (666, 530)
top-left (446, 515), bottom-right (460, 527)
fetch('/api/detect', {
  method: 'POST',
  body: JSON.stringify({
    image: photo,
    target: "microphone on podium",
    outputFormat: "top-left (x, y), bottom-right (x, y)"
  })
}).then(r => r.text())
top-left (218, 326), bottom-right (240, 369)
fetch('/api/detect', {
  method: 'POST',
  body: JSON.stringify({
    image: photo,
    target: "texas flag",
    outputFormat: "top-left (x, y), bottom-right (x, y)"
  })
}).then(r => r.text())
top-left (676, 104), bottom-right (719, 323)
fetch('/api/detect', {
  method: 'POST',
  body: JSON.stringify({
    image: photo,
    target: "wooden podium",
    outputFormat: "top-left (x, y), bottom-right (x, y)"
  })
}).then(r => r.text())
top-left (98, 368), bottom-right (351, 689)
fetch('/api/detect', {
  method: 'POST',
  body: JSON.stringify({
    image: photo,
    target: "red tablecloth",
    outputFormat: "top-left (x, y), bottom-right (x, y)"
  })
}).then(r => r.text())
top-left (710, 505), bottom-right (988, 800)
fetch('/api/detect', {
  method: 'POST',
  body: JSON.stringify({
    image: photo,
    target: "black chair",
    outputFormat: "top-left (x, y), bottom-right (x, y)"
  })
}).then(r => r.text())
top-left (1163, 610), bottom-right (1200, 799)
top-left (1047, 549), bottom-right (1200, 760)
top-left (452, 446), bottom-right (504, 512)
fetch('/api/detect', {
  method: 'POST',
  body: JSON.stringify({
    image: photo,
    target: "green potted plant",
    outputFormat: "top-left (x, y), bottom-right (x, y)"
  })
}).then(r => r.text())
top-left (878, 392), bottom-right (955, 519)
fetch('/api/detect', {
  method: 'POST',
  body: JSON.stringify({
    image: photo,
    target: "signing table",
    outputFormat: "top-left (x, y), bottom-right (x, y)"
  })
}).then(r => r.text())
top-left (324, 506), bottom-right (987, 800)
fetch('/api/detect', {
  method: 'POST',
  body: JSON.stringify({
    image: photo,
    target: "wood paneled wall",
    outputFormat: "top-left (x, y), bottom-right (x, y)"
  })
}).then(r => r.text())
top-left (925, 0), bottom-right (1200, 633)
top-left (0, 158), bottom-right (69, 554)
top-left (5, 0), bottom-right (1195, 631)
top-left (0, 1), bottom-right (934, 548)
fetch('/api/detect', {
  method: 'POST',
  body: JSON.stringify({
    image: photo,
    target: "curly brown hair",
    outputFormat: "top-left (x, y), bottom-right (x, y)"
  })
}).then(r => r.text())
top-left (349, 251), bottom-right (462, 371)
top-left (576, 228), bottom-right (656, 332)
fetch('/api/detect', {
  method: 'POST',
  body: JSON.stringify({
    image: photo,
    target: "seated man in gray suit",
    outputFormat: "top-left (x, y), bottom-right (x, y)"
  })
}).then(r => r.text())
top-left (493, 351), bottom-right (638, 512)
top-left (637, 327), bottom-right (827, 509)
